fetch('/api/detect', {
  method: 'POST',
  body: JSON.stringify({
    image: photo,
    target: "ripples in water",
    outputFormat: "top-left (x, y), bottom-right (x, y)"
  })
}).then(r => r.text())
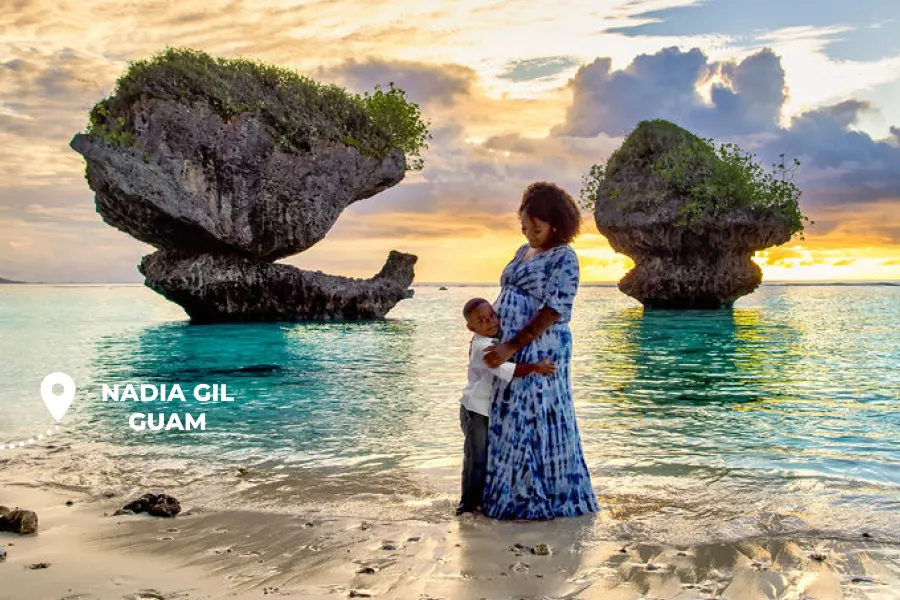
top-left (1, 283), bottom-right (898, 543)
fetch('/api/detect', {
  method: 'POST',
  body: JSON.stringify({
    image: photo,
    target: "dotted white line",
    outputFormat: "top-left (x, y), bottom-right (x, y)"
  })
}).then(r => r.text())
top-left (1, 426), bottom-right (60, 451)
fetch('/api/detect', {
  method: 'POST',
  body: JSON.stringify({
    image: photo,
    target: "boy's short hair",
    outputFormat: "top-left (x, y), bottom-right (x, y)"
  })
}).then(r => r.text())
top-left (462, 297), bottom-right (490, 320)
top-left (519, 181), bottom-right (582, 245)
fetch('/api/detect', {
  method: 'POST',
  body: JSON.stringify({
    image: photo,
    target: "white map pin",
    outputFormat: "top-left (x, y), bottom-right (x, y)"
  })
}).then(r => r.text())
top-left (40, 372), bottom-right (75, 422)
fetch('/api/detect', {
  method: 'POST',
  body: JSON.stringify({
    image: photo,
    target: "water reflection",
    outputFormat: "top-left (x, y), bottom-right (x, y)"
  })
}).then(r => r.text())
top-left (83, 320), bottom-right (422, 472)
top-left (582, 307), bottom-right (800, 407)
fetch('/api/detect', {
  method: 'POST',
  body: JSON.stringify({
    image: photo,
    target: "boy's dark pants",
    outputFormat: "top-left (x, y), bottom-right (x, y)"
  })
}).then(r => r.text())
top-left (459, 405), bottom-right (489, 510)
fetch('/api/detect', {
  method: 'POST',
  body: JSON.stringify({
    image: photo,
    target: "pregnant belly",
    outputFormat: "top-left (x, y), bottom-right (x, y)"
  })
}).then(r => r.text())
top-left (496, 287), bottom-right (540, 342)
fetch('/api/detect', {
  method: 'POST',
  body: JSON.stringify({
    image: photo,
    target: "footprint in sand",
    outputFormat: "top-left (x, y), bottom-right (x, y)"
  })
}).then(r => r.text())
top-left (122, 591), bottom-right (165, 600)
top-left (845, 575), bottom-right (884, 586)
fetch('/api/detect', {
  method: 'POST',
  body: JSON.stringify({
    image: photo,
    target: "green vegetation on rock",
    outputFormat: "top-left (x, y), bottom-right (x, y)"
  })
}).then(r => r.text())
top-left (86, 48), bottom-right (431, 170)
top-left (580, 119), bottom-right (809, 236)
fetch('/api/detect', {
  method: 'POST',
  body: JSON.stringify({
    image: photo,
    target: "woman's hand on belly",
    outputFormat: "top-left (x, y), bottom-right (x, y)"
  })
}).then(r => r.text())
top-left (483, 343), bottom-right (514, 369)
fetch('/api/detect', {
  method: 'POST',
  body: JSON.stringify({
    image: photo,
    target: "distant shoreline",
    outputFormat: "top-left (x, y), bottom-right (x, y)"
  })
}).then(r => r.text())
top-left (2, 280), bottom-right (899, 287)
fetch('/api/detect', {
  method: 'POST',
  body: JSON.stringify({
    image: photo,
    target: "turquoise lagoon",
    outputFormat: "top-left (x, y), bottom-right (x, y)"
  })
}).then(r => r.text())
top-left (1, 283), bottom-right (898, 544)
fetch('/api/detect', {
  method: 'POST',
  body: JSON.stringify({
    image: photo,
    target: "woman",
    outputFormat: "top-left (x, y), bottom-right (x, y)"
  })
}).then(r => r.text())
top-left (482, 182), bottom-right (598, 520)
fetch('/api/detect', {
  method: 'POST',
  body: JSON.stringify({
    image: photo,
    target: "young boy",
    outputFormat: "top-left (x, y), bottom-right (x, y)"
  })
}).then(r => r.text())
top-left (457, 297), bottom-right (556, 515)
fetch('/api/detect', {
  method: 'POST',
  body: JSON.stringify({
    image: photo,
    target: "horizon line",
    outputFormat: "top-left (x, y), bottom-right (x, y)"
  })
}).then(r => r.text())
top-left (4, 280), bottom-right (900, 286)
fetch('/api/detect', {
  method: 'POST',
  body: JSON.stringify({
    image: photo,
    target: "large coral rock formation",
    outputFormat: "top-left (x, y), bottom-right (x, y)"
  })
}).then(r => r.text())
top-left (70, 111), bottom-right (404, 261)
top-left (593, 120), bottom-right (796, 309)
top-left (70, 49), bottom-right (421, 321)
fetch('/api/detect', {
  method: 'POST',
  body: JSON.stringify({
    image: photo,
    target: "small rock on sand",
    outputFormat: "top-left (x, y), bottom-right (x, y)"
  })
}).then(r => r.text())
top-left (26, 562), bottom-right (50, 569)
top-left (349, 590), bottom-right (374, 598)
top-left (0, 545), bottom-right (6, 560)
top-left (0, 506), bottom-right (38, 534)
top-left (531, 544), bottom-right (551, 556)
top-left (380, 542), bottom-right (397, 551)
top-left (122, 493), bottom-right (181, 518)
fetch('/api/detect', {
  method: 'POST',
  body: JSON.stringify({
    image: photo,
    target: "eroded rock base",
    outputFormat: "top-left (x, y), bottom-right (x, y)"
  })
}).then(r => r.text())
top-left (140, 250), bottom-right (416, 323)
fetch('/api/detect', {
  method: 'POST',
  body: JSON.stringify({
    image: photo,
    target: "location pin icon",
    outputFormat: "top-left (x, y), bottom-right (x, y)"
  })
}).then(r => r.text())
top-left (41, 372), bottom-right (75, 422)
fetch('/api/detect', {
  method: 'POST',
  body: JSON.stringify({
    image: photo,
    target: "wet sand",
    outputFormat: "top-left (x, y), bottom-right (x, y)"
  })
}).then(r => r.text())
top-left (2, 481), bottom-right (899, 600)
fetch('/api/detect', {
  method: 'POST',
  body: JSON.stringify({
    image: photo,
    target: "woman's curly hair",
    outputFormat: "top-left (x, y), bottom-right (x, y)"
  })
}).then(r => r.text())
top-left (518, 181), bottom-right (582, 245)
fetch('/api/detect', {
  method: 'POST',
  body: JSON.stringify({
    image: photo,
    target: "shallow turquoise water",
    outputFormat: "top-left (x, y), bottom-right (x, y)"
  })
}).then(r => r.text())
top-left (1, 283), bottom-right (898, 543)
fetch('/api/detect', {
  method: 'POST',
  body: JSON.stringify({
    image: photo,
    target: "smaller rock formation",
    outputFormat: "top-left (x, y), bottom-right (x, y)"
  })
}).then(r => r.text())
top-left (0, 506), bottom-right (39, 534)
top-left (589, 120), bottom-right (803, 308)
top-left (122, 493), bottom-right (181, 518)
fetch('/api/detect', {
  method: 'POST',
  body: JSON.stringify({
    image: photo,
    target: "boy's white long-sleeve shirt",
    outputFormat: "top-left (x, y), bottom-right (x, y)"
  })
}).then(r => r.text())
top-left (459, 334), bottom-right (516, 417)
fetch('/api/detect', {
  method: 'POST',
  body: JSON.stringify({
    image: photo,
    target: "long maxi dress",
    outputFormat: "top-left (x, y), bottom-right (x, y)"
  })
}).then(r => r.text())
top-left (482, 243), bottom-right (598, 520)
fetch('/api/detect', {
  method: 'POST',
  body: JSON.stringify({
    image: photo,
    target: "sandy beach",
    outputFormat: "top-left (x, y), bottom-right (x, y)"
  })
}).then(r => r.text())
top-left (3, 474), bottom-right (899, 600)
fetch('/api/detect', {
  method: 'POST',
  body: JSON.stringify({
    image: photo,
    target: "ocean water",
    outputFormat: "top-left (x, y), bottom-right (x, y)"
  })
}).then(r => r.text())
top-left (1, 283), bottom-right (898, 544)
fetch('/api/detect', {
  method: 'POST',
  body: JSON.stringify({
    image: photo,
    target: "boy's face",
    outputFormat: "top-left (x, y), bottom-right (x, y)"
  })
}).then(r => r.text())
top-left (466, 302), bottom-right (500, 338)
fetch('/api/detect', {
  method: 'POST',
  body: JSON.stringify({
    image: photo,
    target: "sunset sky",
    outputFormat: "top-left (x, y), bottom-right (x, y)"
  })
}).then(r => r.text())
top-left (1, 0), bottom-right (899, 283)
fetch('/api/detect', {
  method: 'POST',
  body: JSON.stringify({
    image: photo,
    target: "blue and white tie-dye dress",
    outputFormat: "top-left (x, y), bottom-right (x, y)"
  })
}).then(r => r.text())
top-left (482, 243), bottom-right (599, 520)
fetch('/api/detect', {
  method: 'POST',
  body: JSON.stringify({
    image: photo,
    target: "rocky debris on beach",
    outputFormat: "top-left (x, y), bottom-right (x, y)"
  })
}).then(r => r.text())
top-left (70, 48), bottom-right (423, 322)
top-left (0, 506), bottom-right (38, 534)
top-left (121, 493), bottom-right (181, 518)
top-left (0, 544), bottom-right (6, 560)
top-left (590, 119), bottom-right (801, 308)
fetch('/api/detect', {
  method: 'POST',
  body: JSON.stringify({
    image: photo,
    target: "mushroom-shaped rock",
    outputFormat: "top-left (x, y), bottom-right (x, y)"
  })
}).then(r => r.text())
top-left (69, 49), bottom-right (417, 260)
top-left (69, 49), bottom-right (428, 321)
top-left (590, 119), bottom-right (802, 308)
